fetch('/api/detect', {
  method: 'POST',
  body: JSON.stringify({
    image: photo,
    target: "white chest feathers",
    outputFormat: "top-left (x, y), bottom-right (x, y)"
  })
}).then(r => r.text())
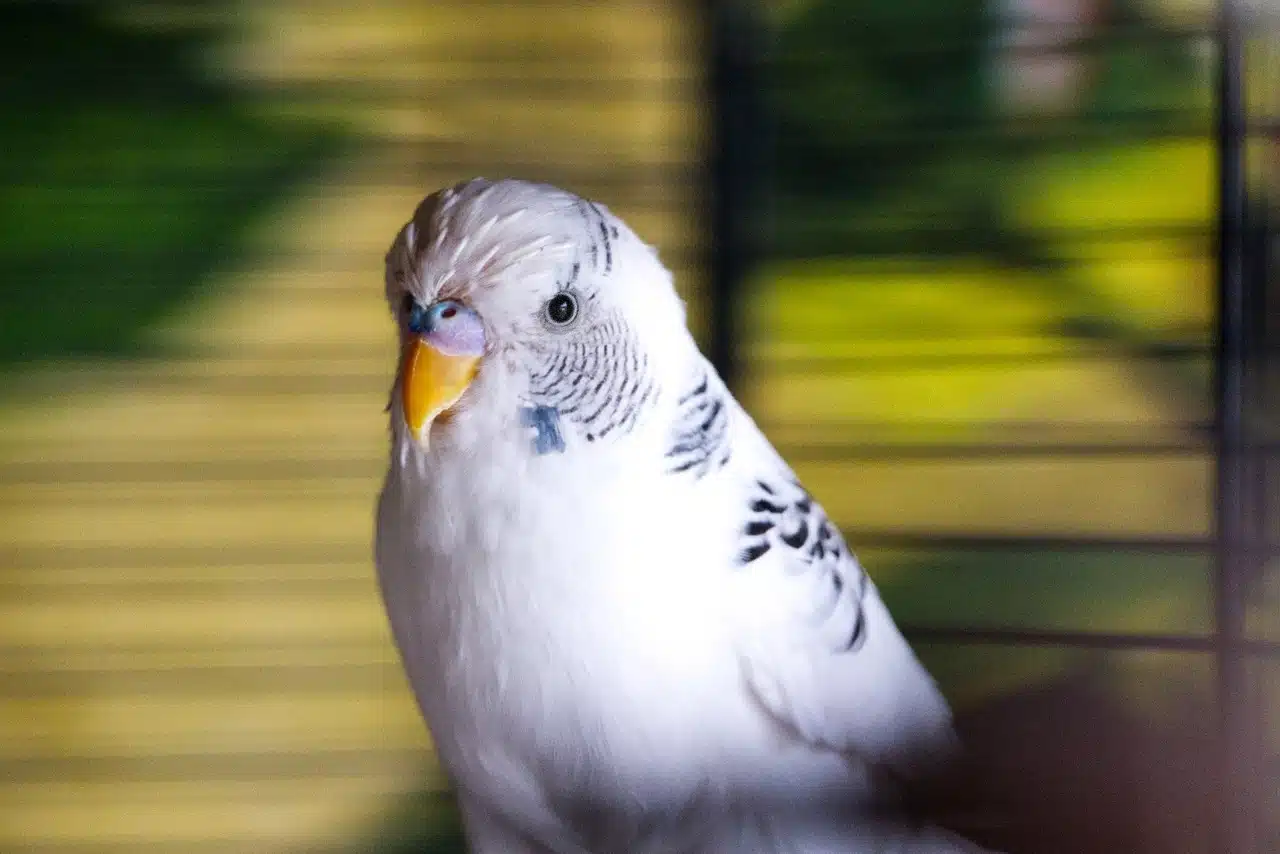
top-left (374, 443), bottom-right (780, 814)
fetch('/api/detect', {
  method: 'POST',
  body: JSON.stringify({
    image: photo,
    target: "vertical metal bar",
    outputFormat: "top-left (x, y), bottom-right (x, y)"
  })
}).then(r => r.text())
top-left (1260, 42), bottom-right (1280, 854)
top-left (1259, 41), bottom-right (1280, 563)
top-left (701, 0), bottom-right (768, 394)
top-left (1213, 2), bottom-right (1254, 853)
top-left (1246, 127), bottom-right (1274, 617)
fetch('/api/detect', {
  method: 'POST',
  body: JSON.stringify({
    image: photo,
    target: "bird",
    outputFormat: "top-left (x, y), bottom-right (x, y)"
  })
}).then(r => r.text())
top-left (374, 178), bottom-right (993, 854)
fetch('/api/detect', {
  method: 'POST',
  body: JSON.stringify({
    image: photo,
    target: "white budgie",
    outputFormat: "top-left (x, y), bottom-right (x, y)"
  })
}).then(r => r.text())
top-left (374, 178), bottom-right (993, 854)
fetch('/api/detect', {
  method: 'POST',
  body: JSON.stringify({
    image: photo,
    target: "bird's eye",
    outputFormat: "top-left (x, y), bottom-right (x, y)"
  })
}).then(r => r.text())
top-left (400, 294), bottom-right (416, 317)
top-left (544, 292), bottom-right (578, 326)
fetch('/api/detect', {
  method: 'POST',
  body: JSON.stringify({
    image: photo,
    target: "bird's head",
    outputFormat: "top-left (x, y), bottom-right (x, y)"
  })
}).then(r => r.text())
top-left (383, 178), bottom-right (693, 460)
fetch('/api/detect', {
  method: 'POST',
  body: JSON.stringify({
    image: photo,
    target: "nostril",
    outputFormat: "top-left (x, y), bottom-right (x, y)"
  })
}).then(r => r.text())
top-left (406, 302), bottom-right (429, 335)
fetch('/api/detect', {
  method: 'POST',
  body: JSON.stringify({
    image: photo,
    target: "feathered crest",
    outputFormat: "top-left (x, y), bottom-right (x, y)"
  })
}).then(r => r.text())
top-left (385, 178), bottom-right (583, 308)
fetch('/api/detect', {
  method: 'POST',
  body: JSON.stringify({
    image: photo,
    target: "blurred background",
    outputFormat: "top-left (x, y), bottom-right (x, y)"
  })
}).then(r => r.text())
top-left (0, 0), bottom-right (1276, 853)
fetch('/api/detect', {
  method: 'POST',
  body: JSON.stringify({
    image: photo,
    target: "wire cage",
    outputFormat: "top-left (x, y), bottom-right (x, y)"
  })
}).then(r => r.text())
top-left (704, 1), bottom-right (1280, 852)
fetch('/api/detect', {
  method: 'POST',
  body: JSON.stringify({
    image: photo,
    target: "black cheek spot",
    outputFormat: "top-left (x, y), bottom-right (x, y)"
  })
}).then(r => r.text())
top-left (739, 541), bottom-right (771, 564)
top-left (744, 520), bottom-right (773, 537)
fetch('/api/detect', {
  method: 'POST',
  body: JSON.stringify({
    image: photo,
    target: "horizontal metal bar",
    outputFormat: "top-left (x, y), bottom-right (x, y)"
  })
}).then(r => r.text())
top-left (903, 625), bottom-right (1280, 654)
top-left (0, 659), bottom-right (402, 698)
top-left (2, 372), bottom-right (387, 395)
top-left (0, 637), bottom-right (391, 660)
top-left (0, 747), bottom-right (424, 784)
top-left (843, 531), bottom-right (1220, 552)
top-left (2, 840), bottom-right (393, 854)
top-left (0, 543), bottom-right (371, 571)
top-left (4, 573), bottom-right (375, 599)
top-left (0, 458), bottom-right (381, 486)
top-left (774, 111), bottom-right (1216, 149)
top-left (764, 417), bottom-right (1217, 435)
top-left (777, 20), bottom-right (1214, 59)
top-left (772, 220), bottom-right (1203, 244)
top-left (755, 345), bottom-right (1212, 372)
top-left (783, 439), bottom-right (1217, 461)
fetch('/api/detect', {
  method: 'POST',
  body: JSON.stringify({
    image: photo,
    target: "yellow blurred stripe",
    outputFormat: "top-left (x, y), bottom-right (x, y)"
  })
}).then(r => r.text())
top-left (800, 455), bottom-right (1211, 539)
top-left (0, 592), bottom-right (388, 649)
top-left (0, 692), bottom-right (427, 760)
top-left (0, 772), bottom-right (434, 848)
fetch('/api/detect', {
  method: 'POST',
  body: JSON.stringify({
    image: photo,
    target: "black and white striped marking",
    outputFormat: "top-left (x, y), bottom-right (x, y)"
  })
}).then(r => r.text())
top-left (527, 315), bottom-right (655, 443)
top-left (663, 370), bottom-right (731, 478)
top-left (577, 201), bottom-right (620, 277)
top-left (738, 478), bottom-right (869, 652)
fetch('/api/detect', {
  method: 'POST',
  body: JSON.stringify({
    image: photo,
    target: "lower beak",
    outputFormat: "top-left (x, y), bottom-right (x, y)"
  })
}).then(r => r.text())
top-left (400, 337), bottom-right (480, 443)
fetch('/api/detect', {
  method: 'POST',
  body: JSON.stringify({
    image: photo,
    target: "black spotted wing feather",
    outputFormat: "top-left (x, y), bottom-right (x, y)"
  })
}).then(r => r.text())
top-left (717, 396), bottom-right (960, 779)
top-left (737, 478), bottom-right (869, 653)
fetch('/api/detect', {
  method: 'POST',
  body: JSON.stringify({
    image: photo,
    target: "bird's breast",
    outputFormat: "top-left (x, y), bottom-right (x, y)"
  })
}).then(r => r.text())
top-left (376, 450), bottom-right (757, 805)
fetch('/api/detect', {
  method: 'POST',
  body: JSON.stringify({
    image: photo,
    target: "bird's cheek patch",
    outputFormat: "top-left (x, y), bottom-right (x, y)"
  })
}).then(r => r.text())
top-left (519, 405), bottom-right (566, 456)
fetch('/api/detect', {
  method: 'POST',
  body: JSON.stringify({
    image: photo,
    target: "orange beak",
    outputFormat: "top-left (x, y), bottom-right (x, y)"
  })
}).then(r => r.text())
top-left (400, 336), bottom-right (480, 444)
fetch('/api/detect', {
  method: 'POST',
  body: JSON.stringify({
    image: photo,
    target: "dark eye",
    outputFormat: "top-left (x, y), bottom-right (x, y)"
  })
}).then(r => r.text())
top-left (545, 292), bottom-right (578, 326)
top-left (400, 293), bottom-right (416, 317)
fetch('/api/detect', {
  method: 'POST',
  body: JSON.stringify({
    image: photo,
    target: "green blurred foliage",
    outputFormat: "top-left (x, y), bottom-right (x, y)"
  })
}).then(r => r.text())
top-left (0, 0), bottom-right (342, 377)
top-left (772, 0), bottom-right (993, 204)
top-left (346, 789), bottom-right (467, 854)
top-left (769, 0), bottom-right (1204, 263)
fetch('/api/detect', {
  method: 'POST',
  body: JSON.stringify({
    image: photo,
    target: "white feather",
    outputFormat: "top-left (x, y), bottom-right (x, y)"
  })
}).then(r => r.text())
top-left (374, 179), bottom-right (995, 854)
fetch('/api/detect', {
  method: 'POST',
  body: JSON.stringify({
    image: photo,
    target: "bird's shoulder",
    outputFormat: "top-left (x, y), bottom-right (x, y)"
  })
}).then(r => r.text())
top-left (661, 361), bottom-right (869, 650)
top-left (659, 361), bottom-right (957, 777)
